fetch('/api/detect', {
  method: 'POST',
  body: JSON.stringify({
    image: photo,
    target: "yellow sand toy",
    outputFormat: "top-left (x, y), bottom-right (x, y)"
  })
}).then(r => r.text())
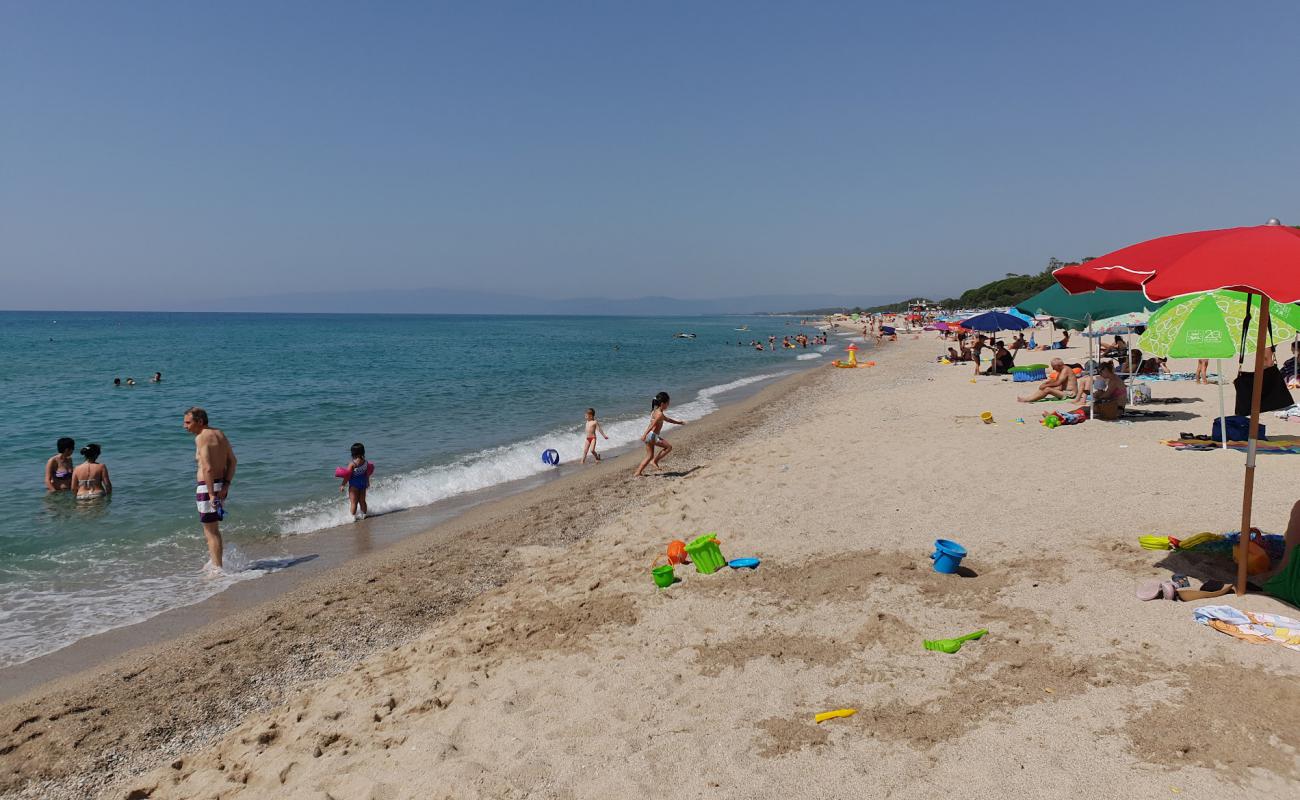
top-left (815, 708), bottom-right (857, 723)
top-left (832, 343), bottom-right (859, 368)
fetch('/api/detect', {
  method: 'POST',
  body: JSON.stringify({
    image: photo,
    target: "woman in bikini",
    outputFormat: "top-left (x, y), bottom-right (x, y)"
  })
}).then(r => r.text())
top-left (634, 392), bottom-right (685, 477)
top-left (45, 437), bottom-right (75, 492)
top-left (71, 443), bottom-right (112, 500)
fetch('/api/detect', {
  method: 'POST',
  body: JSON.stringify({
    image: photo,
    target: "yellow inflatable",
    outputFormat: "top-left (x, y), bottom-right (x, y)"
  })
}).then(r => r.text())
top-left (831, 343), bottom-right (859, 368)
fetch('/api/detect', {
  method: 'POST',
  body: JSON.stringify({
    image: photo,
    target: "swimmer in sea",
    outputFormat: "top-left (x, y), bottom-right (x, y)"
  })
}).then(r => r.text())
top-left (71, 443), bottom-right (111, 500)
top-left (45, 437), bottom-right (76, 492)
top-left (151, 372), bottom-right (162, 383)
top-left (183, 407), bottom-right (237, 570)
top-left (634, 391), bottom-right (684, 477)
top-left (582, 408), bottom-right (608, 464)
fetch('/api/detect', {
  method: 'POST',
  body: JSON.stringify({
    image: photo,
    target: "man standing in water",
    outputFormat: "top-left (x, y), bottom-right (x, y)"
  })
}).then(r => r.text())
top-left (183, 407), bottom-right (237, 570)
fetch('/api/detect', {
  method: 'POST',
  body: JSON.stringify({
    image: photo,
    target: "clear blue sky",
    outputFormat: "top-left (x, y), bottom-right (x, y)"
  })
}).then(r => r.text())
top-left (4, 1), bottom-right (1299, 310)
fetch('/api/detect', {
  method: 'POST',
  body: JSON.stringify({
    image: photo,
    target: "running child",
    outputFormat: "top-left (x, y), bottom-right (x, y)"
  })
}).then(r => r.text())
top-left (582, 408), bottom-right (608, 463)
top-left (339, 442), bottom-right (372, 520)
top-left (634, 391), bottom-right (684, 477)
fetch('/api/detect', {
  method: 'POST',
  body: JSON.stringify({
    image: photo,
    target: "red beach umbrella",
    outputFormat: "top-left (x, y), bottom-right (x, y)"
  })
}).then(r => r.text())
top-left (1054, 221), bottom-right (1300, 303)
top-left (1055, 219), bottom-right (1300, 596)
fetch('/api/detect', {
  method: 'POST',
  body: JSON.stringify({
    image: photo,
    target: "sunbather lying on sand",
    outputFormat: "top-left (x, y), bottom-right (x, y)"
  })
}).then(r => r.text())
top-left (1035, 330), bottom-right (1070, 350)
top-left (1017, 358), bottom-right (1081, 402)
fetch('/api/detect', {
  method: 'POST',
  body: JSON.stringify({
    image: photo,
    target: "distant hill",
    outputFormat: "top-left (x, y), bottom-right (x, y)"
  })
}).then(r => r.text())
top-left (200, 288), bottom-right (907, 316)
top-left (834, 258), bottom-right (1090, 314)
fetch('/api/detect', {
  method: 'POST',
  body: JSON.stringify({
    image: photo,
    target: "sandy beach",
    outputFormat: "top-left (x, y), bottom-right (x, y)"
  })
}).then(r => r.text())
top-left (5, 334), bottom-right (1300, 799)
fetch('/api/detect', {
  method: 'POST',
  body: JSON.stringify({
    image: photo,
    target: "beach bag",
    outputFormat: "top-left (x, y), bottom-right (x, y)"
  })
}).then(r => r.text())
top-left (1131, 384), bottom-right (1152, 405)
top-left (1233, 366), bottom-right (1293, 415)
top-left (1232, 298), bottom-right (1293, 415)
top-left (1214, 415), bottom-right (1265, 442)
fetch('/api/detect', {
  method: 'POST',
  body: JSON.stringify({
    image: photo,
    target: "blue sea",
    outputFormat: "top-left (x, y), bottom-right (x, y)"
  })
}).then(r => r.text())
top-left (0, 311), bottom-right (838, 667)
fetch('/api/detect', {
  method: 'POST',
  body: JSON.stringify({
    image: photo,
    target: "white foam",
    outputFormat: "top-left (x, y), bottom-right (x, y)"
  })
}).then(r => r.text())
top-left (796, 353), bottom-right (823, 360)
top-left (0, 544), bottom-right (266, 668)
top-left (275, 371), bottom-right (788, 536)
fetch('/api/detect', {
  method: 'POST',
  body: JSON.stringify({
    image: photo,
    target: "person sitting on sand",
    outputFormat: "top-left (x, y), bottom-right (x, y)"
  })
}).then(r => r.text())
top-left (1018, 358), bottom-right (1081, 402)
top-left (1079, 361), bottom-right (1127, 407)
top-left (945, 346), bottom-right (966, 363)
top-left (1123, 348), bottom-right (1144, 375)
top-left (1010, 332), bottom-right (1028, 350)
top-left (984, 342), bottom-right (1014, 375)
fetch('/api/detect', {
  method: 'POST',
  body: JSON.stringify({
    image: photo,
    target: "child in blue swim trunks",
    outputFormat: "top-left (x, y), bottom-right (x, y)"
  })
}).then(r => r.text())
top-left (340, 442), bottom-right (372, 520)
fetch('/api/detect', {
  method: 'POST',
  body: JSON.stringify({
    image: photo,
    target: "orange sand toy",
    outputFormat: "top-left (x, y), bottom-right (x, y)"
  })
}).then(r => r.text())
top-left (667, 540), bottom-right (688, 566)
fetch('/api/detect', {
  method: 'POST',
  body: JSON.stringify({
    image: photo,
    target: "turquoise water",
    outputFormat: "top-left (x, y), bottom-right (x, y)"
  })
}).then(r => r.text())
top-left (0, 311), bottom-right (834, 666)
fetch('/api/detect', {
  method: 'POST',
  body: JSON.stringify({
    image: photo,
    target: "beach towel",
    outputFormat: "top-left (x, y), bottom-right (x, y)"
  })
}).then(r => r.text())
top-left (1193, 605), bottom-right (1300, 652)
top-left (1273, 404), bottom-right (1300, 420)
top-left (1162, 435), bottom-right (1300, 454)
top-left (1129, 372), bottom-right (1218, 382)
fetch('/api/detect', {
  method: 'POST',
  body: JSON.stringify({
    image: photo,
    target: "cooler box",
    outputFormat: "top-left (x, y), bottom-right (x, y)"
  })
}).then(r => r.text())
top-left (1011, 364), bottom-right (1048, 382)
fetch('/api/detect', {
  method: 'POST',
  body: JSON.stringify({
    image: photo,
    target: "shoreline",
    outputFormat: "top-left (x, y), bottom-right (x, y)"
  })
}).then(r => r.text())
top-left (0, 362), bottom-right (831, 799)
top-left (0, 355), bottom-right (820, 694)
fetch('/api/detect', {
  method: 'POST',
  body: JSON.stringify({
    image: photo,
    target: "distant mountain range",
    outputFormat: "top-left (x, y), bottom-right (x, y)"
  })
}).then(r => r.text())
top-left (201, 288), bottom-right (909, 316)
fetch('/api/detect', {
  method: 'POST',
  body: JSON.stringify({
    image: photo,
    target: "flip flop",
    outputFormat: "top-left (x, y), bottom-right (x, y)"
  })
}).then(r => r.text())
top-left (1176, 580), bottom-right (1233, 601)
top-left (1136, 579), bottom-right (1163, 600)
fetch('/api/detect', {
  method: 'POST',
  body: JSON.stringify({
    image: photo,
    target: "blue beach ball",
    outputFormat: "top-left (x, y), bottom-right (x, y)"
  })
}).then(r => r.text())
top-left (542, 449), bottom-right (560, 466)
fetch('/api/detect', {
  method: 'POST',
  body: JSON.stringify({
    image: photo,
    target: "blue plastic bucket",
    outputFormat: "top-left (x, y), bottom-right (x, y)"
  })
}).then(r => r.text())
top-left (930, 539), bottom-right (967, 574)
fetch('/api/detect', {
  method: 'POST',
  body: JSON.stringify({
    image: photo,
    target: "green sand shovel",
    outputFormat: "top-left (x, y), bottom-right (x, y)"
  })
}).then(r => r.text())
top-left (922, 629), bottom-right (988, 654)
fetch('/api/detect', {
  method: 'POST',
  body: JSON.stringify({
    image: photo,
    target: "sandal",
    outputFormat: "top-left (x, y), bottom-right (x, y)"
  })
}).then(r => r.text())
top-left (1176, 580), bottom-right (1234, 601)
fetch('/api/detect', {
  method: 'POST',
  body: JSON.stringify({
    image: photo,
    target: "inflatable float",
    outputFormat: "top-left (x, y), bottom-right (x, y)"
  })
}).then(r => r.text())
top-left (334, 462), bottom-right (375, 479)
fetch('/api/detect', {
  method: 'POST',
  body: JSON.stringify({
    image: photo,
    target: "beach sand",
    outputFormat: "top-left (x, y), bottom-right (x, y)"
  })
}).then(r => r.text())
top-left (5, 334), bottom-right (1300, 798)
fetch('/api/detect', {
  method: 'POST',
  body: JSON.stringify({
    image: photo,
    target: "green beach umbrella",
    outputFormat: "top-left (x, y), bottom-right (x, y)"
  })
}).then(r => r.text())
top-left (1015, 283), bottom-right (1163, 330)
top-left (1138, 291), bottom-right (1300, 358)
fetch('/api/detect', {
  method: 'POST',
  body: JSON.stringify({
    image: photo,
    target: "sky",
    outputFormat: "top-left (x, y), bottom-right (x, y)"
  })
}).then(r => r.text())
top-left (4, 1), bottom-right (1300, 311)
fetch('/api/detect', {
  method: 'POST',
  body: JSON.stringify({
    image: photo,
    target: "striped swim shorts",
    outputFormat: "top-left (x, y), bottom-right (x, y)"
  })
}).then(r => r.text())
top-left (195, 479), bottom-right (226, 523)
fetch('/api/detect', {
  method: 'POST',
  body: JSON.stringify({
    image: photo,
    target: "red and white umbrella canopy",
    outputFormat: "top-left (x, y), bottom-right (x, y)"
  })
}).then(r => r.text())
top-left (1053, 221), bottom-right (1300, 303)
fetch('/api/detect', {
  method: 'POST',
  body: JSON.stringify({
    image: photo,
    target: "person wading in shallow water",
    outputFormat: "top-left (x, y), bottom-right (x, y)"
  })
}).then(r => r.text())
top-left (183, 407), bottom-right (237, 571)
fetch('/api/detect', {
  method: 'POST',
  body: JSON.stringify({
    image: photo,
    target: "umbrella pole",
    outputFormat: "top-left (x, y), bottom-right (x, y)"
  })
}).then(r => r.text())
top-left (1217, 358), bottom-right (1227, 450)
top-left (1236, 298), bottom-right (1271, 596)
top-left (1088, 318), bottom-right (1096, 420)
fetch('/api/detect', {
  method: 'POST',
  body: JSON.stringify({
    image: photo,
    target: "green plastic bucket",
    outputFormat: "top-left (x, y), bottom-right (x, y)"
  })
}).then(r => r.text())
top-left (685, 534), bottom-right (725, 575)
top-left (652, 564), bottom-right (675, 588)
